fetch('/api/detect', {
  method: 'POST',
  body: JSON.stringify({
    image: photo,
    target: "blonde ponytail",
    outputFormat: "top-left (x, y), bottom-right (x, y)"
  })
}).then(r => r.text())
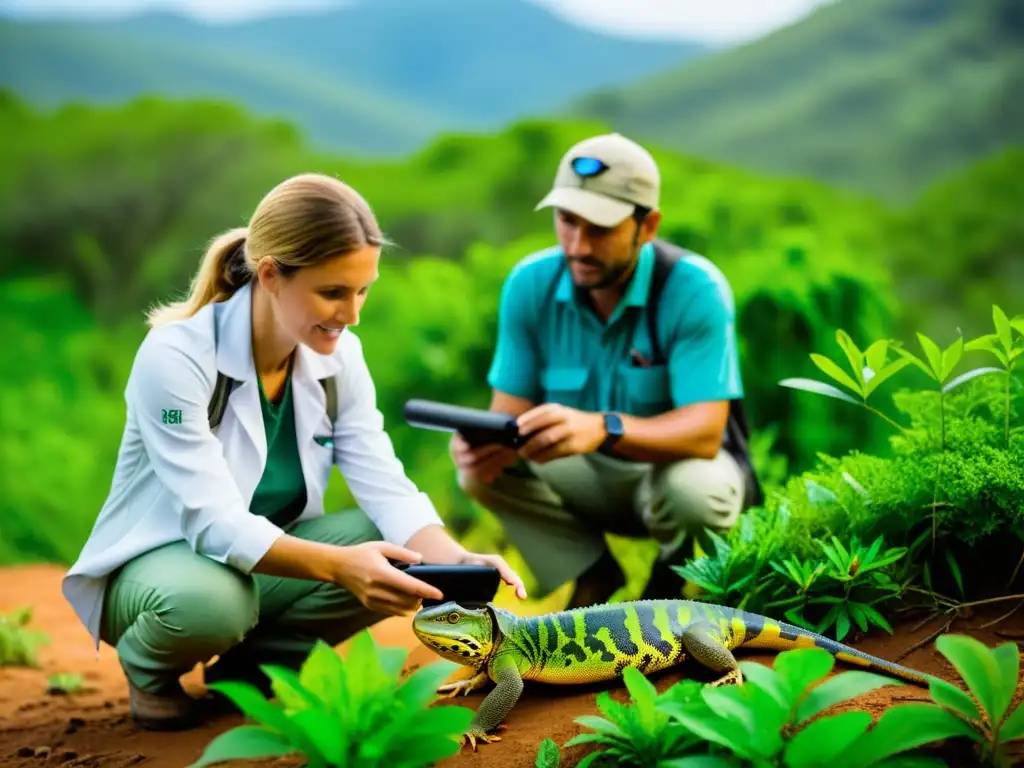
top-left (146, 227), bottom-right (250, 328)
top-left (146, 172), bottom-right (386, 329)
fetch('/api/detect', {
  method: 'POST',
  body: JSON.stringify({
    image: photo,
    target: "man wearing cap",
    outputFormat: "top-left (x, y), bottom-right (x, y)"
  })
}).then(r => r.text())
top-left (450, 132), bottom-right (760, 608)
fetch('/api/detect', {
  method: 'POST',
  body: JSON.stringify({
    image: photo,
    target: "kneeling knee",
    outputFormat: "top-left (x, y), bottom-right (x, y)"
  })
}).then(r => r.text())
top-left (166, 574), bottom-right (258, 650)
top-left (648, 459), bottom-right (744, 531)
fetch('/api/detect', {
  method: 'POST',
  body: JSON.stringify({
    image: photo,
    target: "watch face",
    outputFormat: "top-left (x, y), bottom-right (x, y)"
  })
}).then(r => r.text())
top-left (605, 413), bottom-right (623, 439)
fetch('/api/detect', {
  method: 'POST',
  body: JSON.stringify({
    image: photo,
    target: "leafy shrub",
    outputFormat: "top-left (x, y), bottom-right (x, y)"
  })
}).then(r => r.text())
top-left (191, 631), bottom-right (474, 768)
top-left (675, 304), bottom-right (1023, 638)
top-left (562, 646), bottom-right (975, 767)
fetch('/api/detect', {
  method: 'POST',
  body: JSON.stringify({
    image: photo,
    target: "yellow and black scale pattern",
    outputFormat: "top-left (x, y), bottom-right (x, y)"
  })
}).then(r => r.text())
top-left (497, 600), bottom-right (931, 686)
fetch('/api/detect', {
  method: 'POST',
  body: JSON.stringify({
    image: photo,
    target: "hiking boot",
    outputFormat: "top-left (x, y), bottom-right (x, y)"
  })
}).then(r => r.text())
top-left (127, 678), bottom-right (202, 731)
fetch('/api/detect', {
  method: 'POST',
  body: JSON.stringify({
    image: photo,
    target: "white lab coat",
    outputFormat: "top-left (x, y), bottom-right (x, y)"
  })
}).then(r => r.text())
top-left (62, 281), bottom-right (444, 649)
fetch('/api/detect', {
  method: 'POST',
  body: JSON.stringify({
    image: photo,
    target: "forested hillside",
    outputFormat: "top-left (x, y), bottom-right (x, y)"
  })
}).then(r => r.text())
top-left (0, 0), bottom-right (704, 155)
top-left (572, 0), bottom-right (1024, 201)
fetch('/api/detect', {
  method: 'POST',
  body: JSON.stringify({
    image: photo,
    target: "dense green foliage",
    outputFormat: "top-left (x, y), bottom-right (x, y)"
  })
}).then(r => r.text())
top-left (0, 0), bottom-right (701, 155)
top-left (676, 309), bottom-right (1024, 643)
top-left (573, 0), bottom-right (1024, 201)
top-left (535, 639), bottom-right (1024, 767)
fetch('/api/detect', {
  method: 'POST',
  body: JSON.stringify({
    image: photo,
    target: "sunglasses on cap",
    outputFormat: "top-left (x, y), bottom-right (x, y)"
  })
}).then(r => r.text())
top-left (571, 156), bottom-right (609, 177)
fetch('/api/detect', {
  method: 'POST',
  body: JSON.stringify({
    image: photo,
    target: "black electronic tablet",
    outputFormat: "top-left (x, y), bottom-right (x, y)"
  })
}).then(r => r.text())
top-left (403, 399), bottom-right (524, 448)
top-left (392, 562), bottom-right (502, 607)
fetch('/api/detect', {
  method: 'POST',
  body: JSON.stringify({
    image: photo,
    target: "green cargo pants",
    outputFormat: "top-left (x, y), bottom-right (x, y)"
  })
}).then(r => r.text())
top-left (100, 508), bottom-right (383, 695)
top-left (458, 449), bottom-right (745, 596)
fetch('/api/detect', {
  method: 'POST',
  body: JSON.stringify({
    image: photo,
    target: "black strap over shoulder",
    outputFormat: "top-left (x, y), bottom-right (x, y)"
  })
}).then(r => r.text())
top-left (206, 302), bottom-right (339, 431)
top-left (646, 240), bottom-right (765, 510)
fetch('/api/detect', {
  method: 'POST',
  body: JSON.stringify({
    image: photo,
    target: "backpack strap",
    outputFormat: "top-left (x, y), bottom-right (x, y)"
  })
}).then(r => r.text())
top-left (206, 301), bottom-right (338, 430)
top-left (644, 240), bottom-right (765, 510)
top-left (646, 239), bottom-right (686, 365)
top-left (320, 375), bottom-right (338, 425)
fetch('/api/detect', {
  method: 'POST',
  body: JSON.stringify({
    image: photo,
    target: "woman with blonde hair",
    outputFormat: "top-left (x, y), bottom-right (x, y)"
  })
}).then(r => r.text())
top-left (62, 173), bottom-right (526, 731)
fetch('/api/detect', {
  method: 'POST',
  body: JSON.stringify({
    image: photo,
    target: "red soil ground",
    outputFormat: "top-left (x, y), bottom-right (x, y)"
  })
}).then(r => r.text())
top-left (2, 564), bottom-right (1023, 767)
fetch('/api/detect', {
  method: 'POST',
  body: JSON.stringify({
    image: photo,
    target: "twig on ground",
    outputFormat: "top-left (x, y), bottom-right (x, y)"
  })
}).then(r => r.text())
top-left (895, 615), bottom-right (955, 662)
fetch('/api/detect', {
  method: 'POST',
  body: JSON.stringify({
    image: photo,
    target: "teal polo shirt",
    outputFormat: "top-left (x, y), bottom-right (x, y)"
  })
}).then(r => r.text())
top-left (486, 241), bottom-right (743, 418)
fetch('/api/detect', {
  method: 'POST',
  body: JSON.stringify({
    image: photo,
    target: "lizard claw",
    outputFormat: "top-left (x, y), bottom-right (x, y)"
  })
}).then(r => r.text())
top-left (461, 726), bottom-right (504, 751)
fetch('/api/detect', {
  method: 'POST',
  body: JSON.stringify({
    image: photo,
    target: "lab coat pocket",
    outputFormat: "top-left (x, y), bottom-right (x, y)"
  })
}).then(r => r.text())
top-left (620, 364), bottom-right (673, 417)
top-left (540, 366), bottom-right (589, 409)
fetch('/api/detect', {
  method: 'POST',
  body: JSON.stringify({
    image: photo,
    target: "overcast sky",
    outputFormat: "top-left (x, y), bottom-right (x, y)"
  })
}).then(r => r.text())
top-left (0, 0), bottom-right (830, 44)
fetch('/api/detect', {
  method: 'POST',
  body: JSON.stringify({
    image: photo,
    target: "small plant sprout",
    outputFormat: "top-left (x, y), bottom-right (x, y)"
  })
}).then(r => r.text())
top-left (0, 606), bottom-right (49, 668)
top-left (780, 329), bottom-right (911, 433)
top-left (962, 304), bottom-right (1024, 447)
top-left (47, 672), bottom-right (88, 695)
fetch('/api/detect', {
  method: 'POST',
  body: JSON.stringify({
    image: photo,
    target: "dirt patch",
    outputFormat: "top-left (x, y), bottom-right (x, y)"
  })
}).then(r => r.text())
top-left (2, 564), bottom-right (1023, 767)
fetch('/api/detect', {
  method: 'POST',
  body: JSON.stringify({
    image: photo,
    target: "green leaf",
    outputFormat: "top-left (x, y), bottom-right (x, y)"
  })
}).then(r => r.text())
top-left (660, 703), bottom-right (754, 759)
top-left (1011, 314), bottom-right (1024, 337)
top-left (835, 330), bottom-right (866, 389)
top-left (943, 366), bottom-right (1005, 394)
top-left (779, 377), bottom-right (862, 404)
top-left (872, 758), bottom-right (948, 768)
top-left (623, 665), bottom-right (658, 710)
top-left (848, 703), bottom-right (979, 766)
top-left (928, 677), bottom-right (981, 725)
top-left (260, 664), bottom-right (319, 713)
top-left (573, 714), bottom-right (627, 741)
top-left (991, 642), bottom-right (1020, 727)
top-left (965, 334), bottom-right (1010, 367)
top-left (856, 606), bottom-right (897, 634)
top-left (995, 305), bottom-right (1013, 353)
top-left (189, 725), bottom-right (297, 768)
top-left (290, 709), bottom-right (346, 765)
top-left (944, 550), bottom-right (965, 599)
top-left (810, 353), bottom-right (863, 396)
top-left (865, 357), bottom-right (912, 398)
top-left (774, 647), bottom-right (835, 701)
top-left (738, 660), bottom-right (791, 710)
top-left (940, 336), bottom-right (964, 381)
top-left (298, 640), bottom-right (348, 710)
top-left (376, 645), bottom-right (409, 678)
top-left (797, 670), bottom-right (903, 723)
top-left (864, 340), bottom-right (889, 378)
top-left (785, 710), bottom-right (872, 768)
top-left (934, 634), bottom-right (1003, 725)
top-left (894, 348), bottom-right (935, 379)
top-left (916, 333), bottom-right (944, 379)
top-left (395, 659), bottom-right (462, 710)
top-left (998, 701), bottom-right (1024, 741)
top-left (535, 737), bottom-right (561, 768)
top-left (660, 757), bottom-right (739, 768)
top-left (835, 609), bottom-right (851, 642)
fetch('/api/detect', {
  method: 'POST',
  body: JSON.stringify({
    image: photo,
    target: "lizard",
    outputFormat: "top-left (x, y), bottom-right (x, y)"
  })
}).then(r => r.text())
top-left (412, 598), bottom-right (935, 750)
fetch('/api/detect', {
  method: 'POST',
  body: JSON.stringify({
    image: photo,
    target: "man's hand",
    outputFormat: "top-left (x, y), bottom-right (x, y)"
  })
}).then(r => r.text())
top-left (449, 432), bottom-right (519, 484)
top-left (515, 403), bottom-right (606, 464)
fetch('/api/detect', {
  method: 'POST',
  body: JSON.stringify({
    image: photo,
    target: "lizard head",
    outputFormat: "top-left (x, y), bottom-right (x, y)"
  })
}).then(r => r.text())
top-left (413, 601), bottom-right (497, 666)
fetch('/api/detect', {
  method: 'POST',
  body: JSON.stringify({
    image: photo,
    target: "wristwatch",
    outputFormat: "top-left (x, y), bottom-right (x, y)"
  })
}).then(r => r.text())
top-left (598, 412), bottom-right (624, 455)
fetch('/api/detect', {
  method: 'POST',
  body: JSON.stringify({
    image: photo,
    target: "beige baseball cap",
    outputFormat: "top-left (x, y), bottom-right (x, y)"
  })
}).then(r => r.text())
top-left (535, 132), bottom-right (660, 227)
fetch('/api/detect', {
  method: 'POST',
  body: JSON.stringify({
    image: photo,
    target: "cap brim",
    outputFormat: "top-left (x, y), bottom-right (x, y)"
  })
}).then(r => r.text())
top-left (535, 187), bottom-right (634, 228)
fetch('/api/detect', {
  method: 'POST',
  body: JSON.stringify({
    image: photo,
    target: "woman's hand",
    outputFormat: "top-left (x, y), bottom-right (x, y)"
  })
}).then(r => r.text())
top-left (458, 551), bottom-right (528, 601)
top-left (330, 541), bottom-right (444, 617)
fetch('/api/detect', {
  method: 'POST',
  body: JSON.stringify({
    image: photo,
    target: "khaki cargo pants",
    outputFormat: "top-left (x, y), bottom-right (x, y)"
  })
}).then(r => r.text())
top-left (99, 509), bottom-right (383, 695)
top-left (459, 450), bottom-right (746, 597)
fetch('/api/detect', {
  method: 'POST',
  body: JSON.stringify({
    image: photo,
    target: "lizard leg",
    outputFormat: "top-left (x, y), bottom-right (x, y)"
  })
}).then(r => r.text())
top-left (437, 668), bottom-right (490, 699)
top-left (681, 624), bottom-right (744, 687)
top-left (461, 654), bottom-right (524, 751)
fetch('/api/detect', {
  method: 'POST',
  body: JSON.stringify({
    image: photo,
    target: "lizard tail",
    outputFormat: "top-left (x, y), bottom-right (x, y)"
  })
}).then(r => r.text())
top-left (737, 613), bottom-right (935, 687)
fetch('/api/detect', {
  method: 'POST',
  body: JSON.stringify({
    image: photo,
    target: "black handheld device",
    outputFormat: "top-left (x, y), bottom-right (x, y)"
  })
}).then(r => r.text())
top-left (391, 562), bottom-right (502, 608)
top-left (403, 398), bottom-right (525, 448)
